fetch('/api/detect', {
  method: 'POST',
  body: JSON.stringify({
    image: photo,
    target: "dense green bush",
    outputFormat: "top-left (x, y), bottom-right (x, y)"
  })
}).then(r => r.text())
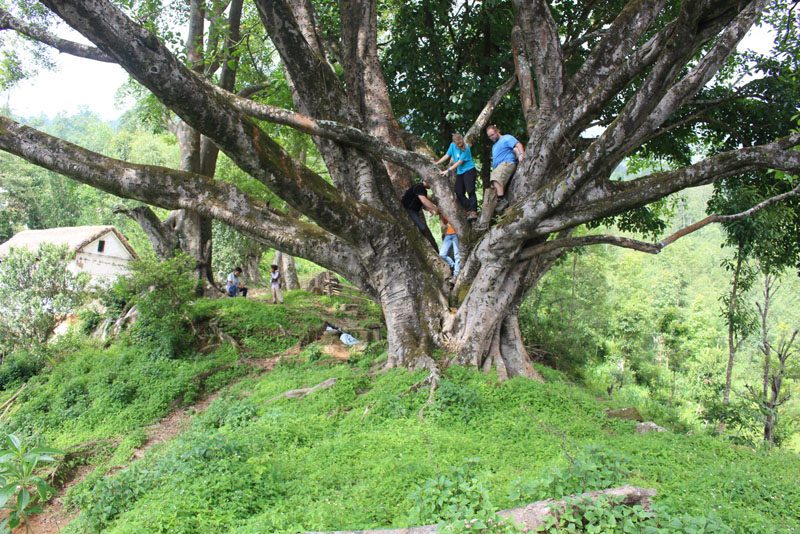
top-left (408, 459), bottom-right (520, 532)
top-left (0, 342), bottom-right (240, 448)
top-left (509, 446), bottom-right (631, 503)
top-left (0, 350), bottom-right (44, 392)
top-left (0, 434), bottom-right (63, 533)
top-left (0, 244), bottom-right (89, 355)
top-left (126, 254), bottom-right (197, 359)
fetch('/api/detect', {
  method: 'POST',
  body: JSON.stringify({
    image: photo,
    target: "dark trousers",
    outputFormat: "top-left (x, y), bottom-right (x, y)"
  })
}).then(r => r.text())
top-left (455, 168), bottom-right (478, 212)
top-left (406, 208), bottom-right (439, 251)
top-left (227, 286), bottom-right (248, 297)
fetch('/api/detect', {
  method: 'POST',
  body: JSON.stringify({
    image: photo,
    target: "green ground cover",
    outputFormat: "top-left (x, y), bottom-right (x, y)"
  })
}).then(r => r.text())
top-left (2, 294), bottom-right (798, 533)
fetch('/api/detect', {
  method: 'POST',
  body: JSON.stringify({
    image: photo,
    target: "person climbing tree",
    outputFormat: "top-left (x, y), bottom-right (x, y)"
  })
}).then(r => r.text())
top-left (486, 125), bottom-right (524, 215)
top-left (401, 179), bottom-right (440, 251)
top-left (436, 133), bottom-right (479, 222)
top-left (439, 215), bottom-right (460, 282)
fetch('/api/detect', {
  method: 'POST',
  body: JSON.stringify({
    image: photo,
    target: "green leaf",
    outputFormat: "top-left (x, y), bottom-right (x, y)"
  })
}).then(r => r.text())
top-left (6, 436), bottom-right (20, 452)
top-left (16, 487), bottom-right (30, 513)
top-left (0, 483), bottom-right (17, 508)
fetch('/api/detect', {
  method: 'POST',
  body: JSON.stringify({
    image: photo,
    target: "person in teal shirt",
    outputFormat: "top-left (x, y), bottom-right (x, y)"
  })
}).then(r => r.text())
top-left (435, 133), bottom-right (478, 221)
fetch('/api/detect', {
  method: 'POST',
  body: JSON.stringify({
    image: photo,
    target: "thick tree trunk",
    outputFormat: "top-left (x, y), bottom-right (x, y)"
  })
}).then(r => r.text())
top-left (242, 247), bottom-right (264, 286)
top-left (280, 253), bottom-right (300, 290)
top-left (271, 250), bottom-right (299, 290)
top-left (181, 211), bottom-right (215, 294)
top-left (764, 410), bottom-right (776, 444)
top-left (442, 252), bottom-right (558, 379)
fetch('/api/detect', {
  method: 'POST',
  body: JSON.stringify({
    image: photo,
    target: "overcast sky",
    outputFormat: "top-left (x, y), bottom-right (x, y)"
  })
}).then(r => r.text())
top-left (0, 22), bottom-right (776, 122)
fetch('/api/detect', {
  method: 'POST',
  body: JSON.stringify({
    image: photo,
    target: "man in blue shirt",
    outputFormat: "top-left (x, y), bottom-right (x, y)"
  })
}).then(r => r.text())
top-left (486, 125), bottom-right (524, 213)
top-left (226, 267), bottom-right (248, 297)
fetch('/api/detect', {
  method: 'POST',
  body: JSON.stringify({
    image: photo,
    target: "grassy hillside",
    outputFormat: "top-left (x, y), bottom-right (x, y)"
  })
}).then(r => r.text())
top-left (2, 293), bottom-right (798, 533)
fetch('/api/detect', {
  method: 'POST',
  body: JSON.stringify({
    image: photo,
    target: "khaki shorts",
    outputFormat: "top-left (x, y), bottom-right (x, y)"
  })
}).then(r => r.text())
top-left (490, 162), bottom-right (516, 187)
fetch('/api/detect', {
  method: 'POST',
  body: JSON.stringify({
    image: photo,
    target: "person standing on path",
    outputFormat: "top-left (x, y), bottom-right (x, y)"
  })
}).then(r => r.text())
top-left (486, 125), bottom-right (524, 213)
top-left (270, 264), bottom-right (284, 304)
top-left (435, 133), bottom-right (478, 221)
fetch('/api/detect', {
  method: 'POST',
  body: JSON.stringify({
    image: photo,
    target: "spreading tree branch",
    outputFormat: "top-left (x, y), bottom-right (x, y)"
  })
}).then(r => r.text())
top-left (112, 205), bottom-right (178, 259)
top-left (534, 134), bottom-right (800, 237)
top-left (511, 26), bottom-right (537, 131)
top-left (568, 0), bottom-right (668, 104)
top-left (253, 0), bottom-right (347, 120)
top-left (621, 0), bottom-right (767, 157)
top-left (219, 91), bottom-right (429, 167)
top-left (0, 116), bottom-right (376, 294)
top-left (41, 0), bottom-right (365, 239)
top-left (512, 0), bottom-right (565, 112)
top-left (523, 180), bottom-right (800, 259)
top-left (0, 7), bottom-right (113, 62)
top-left (464, 76), bottom-right (517, 146)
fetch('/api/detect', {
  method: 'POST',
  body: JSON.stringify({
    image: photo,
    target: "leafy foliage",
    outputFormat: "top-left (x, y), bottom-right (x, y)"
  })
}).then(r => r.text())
top-left (124, 254), bottom-right (197, 359)
top-left (0, 244), bottom-right (89, 355)
top-left (408, 459), bottom-right (521, 532)
top-left (0, 434), bottom-right (63, 533)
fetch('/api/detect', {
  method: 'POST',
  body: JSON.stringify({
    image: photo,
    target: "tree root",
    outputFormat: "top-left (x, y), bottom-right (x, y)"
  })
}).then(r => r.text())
top-left (0, 382), bottom-right (27, 420)
top-left (267, 378), bottom-right (338, 403)
top-left (500, 485), bottom-right (656, 530)
top-left (308, 485), bottom-right (655, 533)
top-left (416, 369), bottom-right (440, 422)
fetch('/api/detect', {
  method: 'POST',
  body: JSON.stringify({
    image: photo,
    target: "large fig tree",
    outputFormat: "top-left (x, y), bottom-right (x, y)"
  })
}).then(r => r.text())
top-left (1, 0), bottom-right (799, 378)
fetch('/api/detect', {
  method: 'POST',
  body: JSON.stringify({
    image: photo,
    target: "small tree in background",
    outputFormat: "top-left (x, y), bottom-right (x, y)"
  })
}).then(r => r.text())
top-left (124, 253), bottom-right (197, 359)
top-left (0, 244), bottom-right (89, 356)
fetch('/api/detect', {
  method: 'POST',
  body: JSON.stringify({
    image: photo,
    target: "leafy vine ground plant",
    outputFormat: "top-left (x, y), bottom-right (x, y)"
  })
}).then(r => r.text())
top-left (0, 434), bottom-right (63, 533)
top-left (408, 459), bottom-right (522, 533)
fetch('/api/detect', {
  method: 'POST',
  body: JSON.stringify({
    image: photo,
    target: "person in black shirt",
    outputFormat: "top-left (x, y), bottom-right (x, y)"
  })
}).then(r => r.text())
top-left (401, 179), bottom-right (440, 251)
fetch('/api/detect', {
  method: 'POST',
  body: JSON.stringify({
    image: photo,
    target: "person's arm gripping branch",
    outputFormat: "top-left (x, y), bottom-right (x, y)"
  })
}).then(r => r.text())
top-left (435, 153), bottom-right (451, 166)
top-left (419, 195), bottom-right (440, 215)
top-left (514, 142), bottom-right (525, 162)
top-left (438, 142), bottom-right (457, 175)
top-left (440, 142), bottom-right (471, 176)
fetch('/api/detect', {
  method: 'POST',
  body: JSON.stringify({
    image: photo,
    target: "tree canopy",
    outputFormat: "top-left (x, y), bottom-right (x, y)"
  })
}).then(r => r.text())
top-left (0, 0), bottom-right (798, 376)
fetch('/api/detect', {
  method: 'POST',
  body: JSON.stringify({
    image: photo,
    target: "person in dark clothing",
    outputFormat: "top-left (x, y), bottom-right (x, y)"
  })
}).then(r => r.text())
top-left (401, 179), bottom-right (440, 251)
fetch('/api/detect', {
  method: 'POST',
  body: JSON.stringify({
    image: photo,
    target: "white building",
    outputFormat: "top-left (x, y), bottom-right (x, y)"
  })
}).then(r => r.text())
top-left (0, 225), bottom-right (138, 282)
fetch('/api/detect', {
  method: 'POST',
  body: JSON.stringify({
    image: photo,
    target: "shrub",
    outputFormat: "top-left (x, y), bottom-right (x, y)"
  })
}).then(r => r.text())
top-left (100, 274), bottom-right (136, 317)
top-left (408, 459), bottom-right (521, 533)
top-left (538, 495), bottom-right (733, 533)
top-left (0, 244), bottom-right (89, 355)
top-left (0, 350), bottom-right (44, 392)
top-left (0, 434), bottom-right (63, 532)
top-left (126, 254), bottom-right (197, 359)
top-left (77, 309), bottom-right (103, 335)
top-left (508, 446), bottom-right (631, 503)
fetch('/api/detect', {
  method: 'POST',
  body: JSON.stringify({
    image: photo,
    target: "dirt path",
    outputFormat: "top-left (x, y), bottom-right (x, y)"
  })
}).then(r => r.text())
top-left (22, 356), bottom-right (281, 534)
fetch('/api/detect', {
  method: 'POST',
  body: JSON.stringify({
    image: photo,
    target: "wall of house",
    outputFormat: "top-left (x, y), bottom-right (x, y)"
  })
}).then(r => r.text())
top-left (72, 232), bottom-right (134, 282)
